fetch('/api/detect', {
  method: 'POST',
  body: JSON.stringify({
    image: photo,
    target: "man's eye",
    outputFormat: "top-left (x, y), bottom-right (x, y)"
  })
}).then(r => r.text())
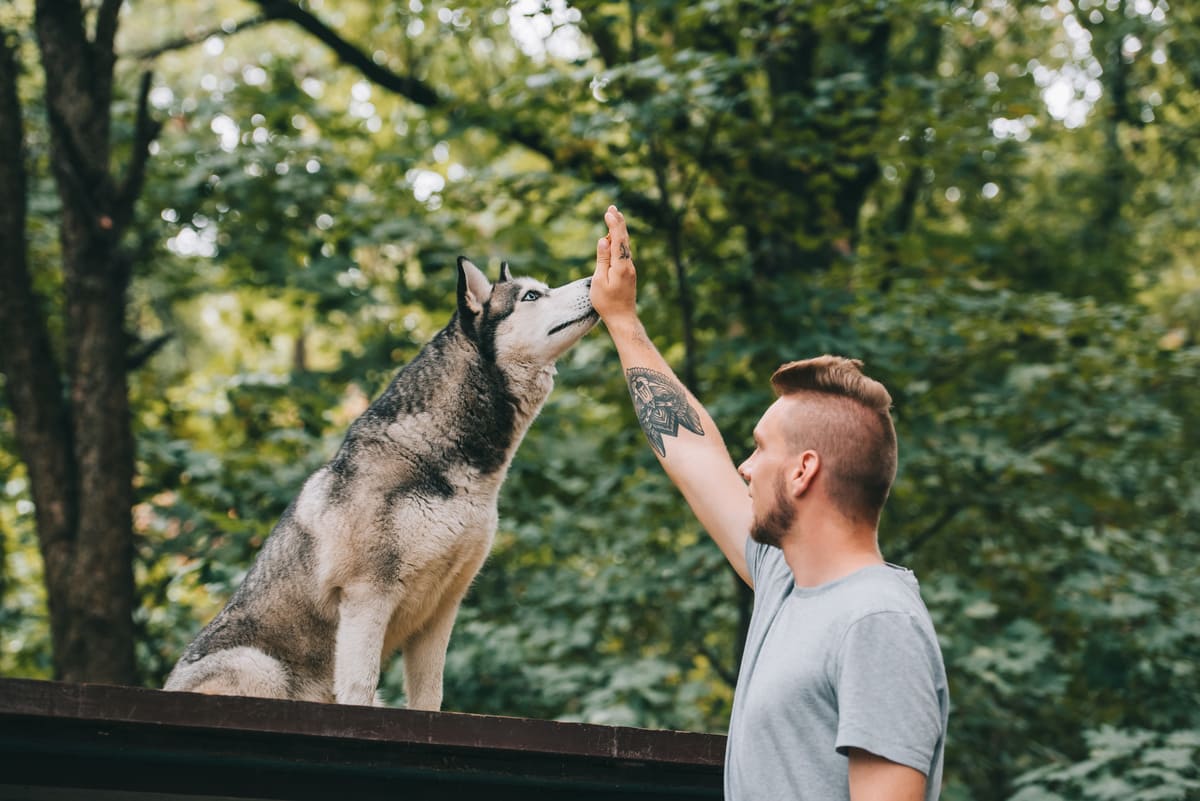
top-left (521, 290), bottom-right (541, 301)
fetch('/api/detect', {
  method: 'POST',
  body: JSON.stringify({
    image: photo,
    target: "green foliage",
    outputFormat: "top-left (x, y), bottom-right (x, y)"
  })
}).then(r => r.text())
top-left (0, 438), bottom-right (52, 679)
top-left (2, 1), bottom-right (1199, 800)
top-left (1012, 727), bottom-right (1200, 801)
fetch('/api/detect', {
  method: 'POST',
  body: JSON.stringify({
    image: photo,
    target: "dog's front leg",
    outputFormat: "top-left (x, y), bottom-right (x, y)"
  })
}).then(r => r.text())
top-left (334, 584), bottom-right (391, 706)
top-left (402, 598), bottom-right (461, 711)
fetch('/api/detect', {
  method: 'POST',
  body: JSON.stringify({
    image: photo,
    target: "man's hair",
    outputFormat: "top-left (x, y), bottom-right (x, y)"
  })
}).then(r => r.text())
top-left (770, 355), bottom-right (897, 526)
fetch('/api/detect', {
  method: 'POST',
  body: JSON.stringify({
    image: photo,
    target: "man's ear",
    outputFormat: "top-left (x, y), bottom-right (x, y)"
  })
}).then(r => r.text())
top-left (457, 257), bottom-right (493, 316)
top-left (788, 450), bottom-right (820, 497)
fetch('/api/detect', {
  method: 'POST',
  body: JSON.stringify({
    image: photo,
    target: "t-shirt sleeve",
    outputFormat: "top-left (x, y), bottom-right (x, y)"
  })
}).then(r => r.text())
top-left (745, 537), bottom-right (791, 594)
top-left (746, 535), bottom-right (766, 584)
top-left (833, 611), bottom-right (945, 776)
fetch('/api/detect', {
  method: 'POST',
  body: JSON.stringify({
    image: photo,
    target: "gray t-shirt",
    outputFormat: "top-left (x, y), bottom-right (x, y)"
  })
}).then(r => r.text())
top-left (725, 538), bottom-right (949, 800)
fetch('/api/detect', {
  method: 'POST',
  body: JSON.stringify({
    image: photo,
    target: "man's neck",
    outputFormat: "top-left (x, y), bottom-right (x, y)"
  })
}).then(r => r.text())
top-left (780, 519), bottom-right (883, 588)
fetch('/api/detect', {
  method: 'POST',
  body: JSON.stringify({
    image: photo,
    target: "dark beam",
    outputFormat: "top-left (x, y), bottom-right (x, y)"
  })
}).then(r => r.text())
top-left (0, 679), bottom-right (724, 800)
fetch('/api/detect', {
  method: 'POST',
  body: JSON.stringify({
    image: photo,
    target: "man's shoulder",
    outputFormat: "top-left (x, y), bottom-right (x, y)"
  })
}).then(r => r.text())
top-left (836, 566), bottom-right (945, 669)
top-left (849, 563), bottom-right (922, 598)
top-left (834, 564), bottom-right (934, 626)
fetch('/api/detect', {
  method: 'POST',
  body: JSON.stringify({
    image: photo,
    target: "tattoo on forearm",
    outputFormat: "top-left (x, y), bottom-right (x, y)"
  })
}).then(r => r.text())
top-left (626, 367), bottom-right (705, 458)
top-left (619, 241), bottom-right (631, 260)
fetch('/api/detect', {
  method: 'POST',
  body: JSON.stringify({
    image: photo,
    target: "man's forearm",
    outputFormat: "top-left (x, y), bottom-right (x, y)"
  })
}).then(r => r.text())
top-left (604, 317), bottom-right (753, 584)
top-left (604, 316), bottom-right (707, 459)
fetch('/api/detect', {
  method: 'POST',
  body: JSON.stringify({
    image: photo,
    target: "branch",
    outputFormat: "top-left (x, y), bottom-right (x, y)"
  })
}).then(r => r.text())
top-left (628, 0), bottom-right (641, 62)
top-left (680, 113), bottom-right (720, 210)
top-left (1021, 421), bottom-right (1076, 452)
top-left (647, 141), bottom-right (697, 391)
top-left (113, 70), bottom-right (161, 237)
top-left (572, 0), bottom-right (621, 67)
top-left (0, 31), bottom-right (25, 195)
top-left (253, 0), bottom-right (440, 106)
top-left (251, 0), bottom-right (621, 186)
top-left (694, 639), bottom-right (738, 688)
top-left (125, 15), bottom-right (270, 61)
top-left (885, 14), bottom-right (942, 243)
top-left (94, 0), bottom-right (122, 52)
top-left (36, 0), bottom-right (111, 185)
top-left (92, 0), bottom-right (122, 72)
top-left (890, 504), bottom-right (962, 565)
top-left (126, 332), bottom-right (172, 371)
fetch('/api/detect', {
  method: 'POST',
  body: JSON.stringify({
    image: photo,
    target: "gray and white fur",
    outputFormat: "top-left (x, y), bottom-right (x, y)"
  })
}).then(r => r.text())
top-left (164, 258), bottom-right (598, 709)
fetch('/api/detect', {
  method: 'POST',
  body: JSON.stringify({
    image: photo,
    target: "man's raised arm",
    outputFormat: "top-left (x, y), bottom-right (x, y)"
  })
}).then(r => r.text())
top-left (590, 205), bottom-right (753, 585)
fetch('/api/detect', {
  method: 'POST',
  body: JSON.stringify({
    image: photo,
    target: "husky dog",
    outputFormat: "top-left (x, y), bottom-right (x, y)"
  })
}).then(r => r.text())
top-left (164, 258), bottom-right (598, 709)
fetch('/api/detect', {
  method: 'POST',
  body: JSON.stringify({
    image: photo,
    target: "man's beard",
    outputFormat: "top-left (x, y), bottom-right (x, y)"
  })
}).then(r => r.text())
top-left (749, 475), bottom-right (794, 548)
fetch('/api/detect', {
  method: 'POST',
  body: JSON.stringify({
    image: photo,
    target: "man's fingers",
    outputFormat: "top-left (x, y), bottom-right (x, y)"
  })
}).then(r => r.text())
top-left (595, 236), bottom-right (611, 283)
top-left (604, 205), bottom-right (629, 244)
top-left (604, 205), bottom-right (633, 265)
top-left (598, 204), bottom-right (634, 291)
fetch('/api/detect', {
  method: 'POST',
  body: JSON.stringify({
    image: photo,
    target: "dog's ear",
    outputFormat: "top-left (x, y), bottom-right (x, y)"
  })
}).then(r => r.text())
top-left (457, 257), bottom-right (493, 316)
top-left (498, 261), bottom-right (513, 284)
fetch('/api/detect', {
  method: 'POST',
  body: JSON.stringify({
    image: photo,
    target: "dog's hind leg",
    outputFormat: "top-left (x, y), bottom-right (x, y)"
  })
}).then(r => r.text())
top-left (164, 647), bottom-right (291, 700)
top-left (334, 584), bottom-right (392, 706)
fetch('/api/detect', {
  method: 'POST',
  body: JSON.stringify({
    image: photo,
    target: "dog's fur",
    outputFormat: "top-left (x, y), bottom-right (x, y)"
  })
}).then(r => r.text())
top-left (164, 258), bottom-right (597, 709)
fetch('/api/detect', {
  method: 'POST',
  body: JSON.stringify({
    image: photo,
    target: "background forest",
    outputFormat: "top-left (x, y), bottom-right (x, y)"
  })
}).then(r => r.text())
top-left (1, 0), bottom-right (1198, 798)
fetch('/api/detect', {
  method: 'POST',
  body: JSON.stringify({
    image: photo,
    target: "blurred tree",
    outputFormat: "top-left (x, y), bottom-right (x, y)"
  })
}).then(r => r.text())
top-left (0, 0), bottom-right (163, 684)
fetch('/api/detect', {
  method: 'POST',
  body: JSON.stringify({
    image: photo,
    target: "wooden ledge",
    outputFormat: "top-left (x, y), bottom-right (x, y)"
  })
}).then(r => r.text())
top-left (0, 678), bottom-right (725, 800)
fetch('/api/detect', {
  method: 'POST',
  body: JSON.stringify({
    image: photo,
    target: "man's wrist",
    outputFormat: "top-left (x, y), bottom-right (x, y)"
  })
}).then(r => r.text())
top-left (600, 313), bottom-right (645, 341)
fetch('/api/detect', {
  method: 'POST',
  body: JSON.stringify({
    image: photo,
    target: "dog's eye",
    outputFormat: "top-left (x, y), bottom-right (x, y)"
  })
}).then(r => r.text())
top-left (521, 290), bottom-right (542, 302)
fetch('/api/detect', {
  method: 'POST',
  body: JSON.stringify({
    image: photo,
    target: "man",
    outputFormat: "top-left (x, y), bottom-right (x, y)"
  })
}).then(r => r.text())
top-left (589, 205), bottom-right (949, 801)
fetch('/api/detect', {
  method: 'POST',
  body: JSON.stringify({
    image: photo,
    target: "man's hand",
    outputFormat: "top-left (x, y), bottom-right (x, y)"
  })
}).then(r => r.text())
top-left (591, 205), bottom-right (639, 325)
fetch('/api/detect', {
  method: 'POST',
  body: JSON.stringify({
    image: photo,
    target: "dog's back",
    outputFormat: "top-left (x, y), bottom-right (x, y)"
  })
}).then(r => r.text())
top-left (165, 259), bottom-right (597, 708)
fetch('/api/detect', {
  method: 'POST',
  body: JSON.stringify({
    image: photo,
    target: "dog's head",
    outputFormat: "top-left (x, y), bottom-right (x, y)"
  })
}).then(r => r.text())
top-left (456, 257), bottom-right (598, 366)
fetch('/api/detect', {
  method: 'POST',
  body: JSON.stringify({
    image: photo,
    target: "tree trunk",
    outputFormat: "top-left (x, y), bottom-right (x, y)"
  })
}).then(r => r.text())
top-left (0, 1), bottom-right (145, 685)
top-left (38, 0), bottom-right (139, 685)
top-left (0, 26), bottom-right (83, 678)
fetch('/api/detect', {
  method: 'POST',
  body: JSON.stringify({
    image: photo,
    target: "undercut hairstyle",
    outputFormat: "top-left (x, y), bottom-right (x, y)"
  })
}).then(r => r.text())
top-left (770, 355), bottom-right (897, 526)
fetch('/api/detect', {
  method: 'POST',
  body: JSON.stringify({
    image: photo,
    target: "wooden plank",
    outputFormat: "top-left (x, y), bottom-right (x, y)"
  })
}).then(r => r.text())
top-left (0, 678), bottom-right (725, 800)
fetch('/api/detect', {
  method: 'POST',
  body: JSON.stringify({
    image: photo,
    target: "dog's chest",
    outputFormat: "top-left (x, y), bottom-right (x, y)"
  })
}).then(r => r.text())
top-left (300, 463), bottom-right (499, 585)
top-left (392, 489), bottom-right (499, 558)
top-left (379, 494), bottom-right (498, 651)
